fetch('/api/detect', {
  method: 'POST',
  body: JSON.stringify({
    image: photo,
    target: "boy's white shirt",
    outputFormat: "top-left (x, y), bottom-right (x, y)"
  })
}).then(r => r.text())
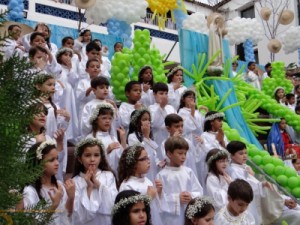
top-left (167, 83), bottom-right (187, 110)
top-left (214, 205), bottom-right (255, 225)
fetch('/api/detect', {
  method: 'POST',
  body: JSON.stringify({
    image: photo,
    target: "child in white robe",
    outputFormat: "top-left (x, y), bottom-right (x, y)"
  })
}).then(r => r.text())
top-left (138, 65), bottom-right (155, 107)
top-left (86, 102), bottom-right (126, 174)
top-left (73, 29), bottom-right (91, 65)
top-left (119, 81), bottom-right (143, 132)
top-left (199, 111), bottom-right (229, 189)
top-left (19, 141), bottom-right (75, 225)
top-left (156, 136), bottom-right (203, 225)
top-left (214, 179), bottom-right (255, 225)
top-left (228, 141), bottom-right (300, 225)
top-left (127, 108), bottom-right (160, 180)
top-left (72, 138), bottom-right (118, 225)
top-left (166, 66), bottom-right (187, 111)
top-left (149, 82), bottom-right (176, 148)
top-left (205, 149), bottom-right (232, 212)
top-left (118, 145), bottom-right (163, 225)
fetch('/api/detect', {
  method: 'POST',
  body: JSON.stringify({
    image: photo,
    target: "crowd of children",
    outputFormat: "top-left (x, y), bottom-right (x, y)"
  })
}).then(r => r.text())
top-left (3, 23), bottom-right (300, 225)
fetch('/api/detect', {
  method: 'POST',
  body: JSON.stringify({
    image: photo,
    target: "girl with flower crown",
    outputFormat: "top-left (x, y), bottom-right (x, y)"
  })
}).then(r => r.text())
top-left (18, 141), bottom-right (75, 225)
top-left (112, 190), bottom-right (152, 225)
top-left (118, 145), bottom-right (163, 225)
top-left (74, 29), bottom-right (92, 63)
top-left (138, 65), bottom-right (155, 107)
top-left (86, 102), bottom-right (126, 174)
top-left (205, 149), bottom-right (232, 212)
top-left (167, 66), bottom-right (187, 110)
top-left (184, 197), bottom-right (215, 225)
top-left (127, 108), bottom-right (161, 180)
top-left (56, 47), bottom-right (80, 143)
top-left (72, 138), bottom-right (118, 225)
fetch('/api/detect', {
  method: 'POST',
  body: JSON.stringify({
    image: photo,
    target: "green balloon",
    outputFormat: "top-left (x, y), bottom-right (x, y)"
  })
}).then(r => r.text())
top-left (277, 175), bottom-right (288, 186)
top-left (292, 187), bottom-right (300, 198)
top-left (272, 157), bottom-right (284, 166)
top-left (260, 151), bottom-right (270, 157)
top-left (263, 163), bottom-right (275, 175)
top-left (287, 177), bottom-right (299, 189)
top-left (284, 167), bottom-right (297, 178)
top-left (252, 155), bottom-right (262, 165)
top-left (273, 165), bottom-right (284, 176)
top-left (262, 155), bottom-right (273, 165)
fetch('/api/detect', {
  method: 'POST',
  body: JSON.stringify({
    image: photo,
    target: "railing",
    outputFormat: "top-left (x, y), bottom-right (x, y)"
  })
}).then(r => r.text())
top-left (140, 12), bottom-right (177, 30)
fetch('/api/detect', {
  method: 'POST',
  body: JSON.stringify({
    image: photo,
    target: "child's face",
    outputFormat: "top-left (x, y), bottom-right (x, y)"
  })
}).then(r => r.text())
top-left (288, 96), bottom-right (295, 105)
top-left (248, 63), bottom-right (256, 71)
top-left (216, 158), bottom-right (228, 175)
top-left (135, 149), bottom-right (150, 176)
top-left (79, 145), bottom-right (101, 172)
top-left (210, 118), bottom-right (222, 131)
top-left (43, 148), bottom-right (59, 176)
top-left (30, 35), bottom-right (46, 48)
top-left (37, 78), bottom-right (56, 96)
top-left (129, 201), bottom-right (147, 225)
top-left (96, 113), bottom-right (113, 132)
top-left (227, 197), bottom-right (249, 216)
top-left (266, 66), bottom-right (272, 73)
top-left (31, 50), bottom-right (46, 66)
top-left (192, 209), bottom-right (215, 225)
top-left (87, 49), bottom-right (101, 61)
top-left (167, 121), bottom-right (183, 136)
top-left (93, 85), bottom-right (109, 100)
top-left (142, 69), bottom-right (152, 83)
top-left (154, 90), bottom-right (168, 104)
top-left (126, 84), bottom-right (142, 104)
top-left (9, 26), bottom-right (22, 40)
top-left (172, 70), bottom-right (183, 83)
top-left (63, 39), bottom-right (74, 49)
top-left (183, 95), bottom-right (195, 107)
top-left (59, 52), bottom-right (72, 66)
top-left (86, 61), bottom-right (101, 79)
top-left (82, 31), bottom-right (91, 43)
top-left (31, 108), bottom-right (47, 130)
top-left (279, 119), bottom-right (287, 130)
top-left (276, 89), bottom-right (285, 99)
top-left (231, 149), bottom-right (247, 165)
top-left (293, 159), bottom-right (300, 171)
top-left (36, 24), bottom-right (49, 38)
top-left (141, 112), bottom-right (151, 123)
top-left (167, 148), bottom-right (187, 167)
top-left (114, 43), bottom-right (123, 52)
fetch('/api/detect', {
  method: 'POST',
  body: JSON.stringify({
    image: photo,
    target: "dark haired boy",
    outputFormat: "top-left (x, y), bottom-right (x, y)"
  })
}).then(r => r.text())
top-left (2, 24), bottom-right (25, 60)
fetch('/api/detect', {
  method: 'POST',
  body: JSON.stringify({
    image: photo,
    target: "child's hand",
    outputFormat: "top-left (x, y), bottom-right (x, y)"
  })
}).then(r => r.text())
top-left (57, 109), bottom-right (70, 122)
top-left (194, 135), bottom-right (204, 144)
top-left (117, 127), bottom-right (126, 139)
top-left (141, 121), bottom-right (151, 139)
top-left (35, 133), bottom-right (46, 143)
top-left (223, 172), bottom-right (232, 184)
top-left (246, 166), bottom-right (254, 176)
top-left (134, 101), bottom-right (143, 110)
top-left (216, 129), bottom-right (225, 147)
top-left (173, 82), bottom-right (181, 90)
top-left (147, 186), bottom-right (157, 199)
top-left (180, 192), bottom-right (191, 204)
top-left (173, 130), bottom-right (182, 137)
top-left (143, 83), bottom-right (151, 92)
top-left (155, 180), bottom-right (163, 195)
top-left (91, 171), bottom-right (100, 189)
top-left (262, 181), bottom-right (274, 190)
top-left (285, 199), bottom-right (297, 209)
top-left (105, 99), bottom-right (117, 109)
top-left (199, 105), bottom-right (209, 112)
top-left (158, 159), bottom-right (166, 168)
top-left (84, 169), bottom-right (94, 188)
top-left (78, 36), bottom-right (83, 42)
top-left (53, 128), bottom-right (65, 148)
top-left (107, 142), bottom-right (120, 154)
top-left (62, 57), bottom-right (72, 70)
top-left (64, 179), bottom-right (75, 200)
top-left (86, 87), bottom-right (93, 96)
top-left (48, 184), bottom-right (63, 208)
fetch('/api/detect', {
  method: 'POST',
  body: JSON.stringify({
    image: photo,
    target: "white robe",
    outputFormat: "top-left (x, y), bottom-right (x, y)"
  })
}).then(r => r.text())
top-left (140, 84), bottom-right (155, 107)
top-left (244, 70), bottom-right (261, 90)
top-left (156, 165), bottom-right (203, 225)
top-left (119, 176), bottom-right (163, 225)
top-left (214, 206), bottom-right (255, 225)
top-left (149, 103), bottom-right (176, 148)
top-left (72, 170), bottom-right (117, 225)
top-left (118, 102), bottom-right (135, 132)
top-left (2, 38), bottom-right (25, 60)
top-left (23, 181), bottom-right (70, 225)
top-left (167, 83), bottom-right (187, 111)
top-left (128, 133), bottom-right (159, 181)
top-left (86, 131), bottom-right (123, 174)
top-left (206, 173), bottom-right (229, 212)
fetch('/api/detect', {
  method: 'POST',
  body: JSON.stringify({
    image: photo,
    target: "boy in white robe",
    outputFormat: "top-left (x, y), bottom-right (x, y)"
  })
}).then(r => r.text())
top-left (215, 179), bottom-right (255, 225)
top-left (156, 136), bottom-right (203, 225)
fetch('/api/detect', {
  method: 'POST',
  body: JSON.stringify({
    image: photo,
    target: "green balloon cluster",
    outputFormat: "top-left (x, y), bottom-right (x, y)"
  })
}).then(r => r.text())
top-left (262, 61), bottom-right (293, 97)
top-left (223, 121), bottom-right (300, 198)
top-left (110, 29), bottom-right (168, 101)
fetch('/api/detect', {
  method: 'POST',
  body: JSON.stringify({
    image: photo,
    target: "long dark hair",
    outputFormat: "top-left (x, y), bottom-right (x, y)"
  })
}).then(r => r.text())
top-left (178, 90), bottom-right (196, 111)
top-left (205, 149), bottom-right (228, 181)
top-left (27, 102), bottom-right (48, 134)
top-left (138, 66), bottom-right (154, 88)
top-left (91, 108), bottom-right (114, 137)
top-left (203, 111), bottom-right (223, 132)
top-left (34, 23), bottom-right (52, 51)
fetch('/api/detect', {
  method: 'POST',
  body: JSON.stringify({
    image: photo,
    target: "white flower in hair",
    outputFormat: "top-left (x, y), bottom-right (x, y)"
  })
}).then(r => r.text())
top-left (186, 197), bottom-right (214, 220)
top-left (130, 108), bottom-right (150, 124)
top-left (56, 47), bottom-right (73, 59)
top-left (75, 138), bottom-right (105, 156)
top-left (167, 65), bottom-right (183, 77)
top-left (36, 140), bottom-right (56, 160)
top-left (112, 194), bottom-right (151, 216)
top-left (89, 102), bottom-right (115, 124)
top-left (204, 112), bottom-right (225, 122)
top-left (206, 149), bottom-right (229, 166)
top-left (126, 143), bottom-right (143, 165)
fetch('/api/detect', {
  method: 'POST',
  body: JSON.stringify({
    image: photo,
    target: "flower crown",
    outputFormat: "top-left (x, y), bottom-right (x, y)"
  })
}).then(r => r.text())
top-left (112, 194), bottom-right (151, 216)
top-left (36, 140), bottom-right (56, 160)
top-left (186, 197), bottom-right (214, 220)
top-left (273, 86), bottom-right (285, 96)
top-left (167, 65), bottom-right (183, 77)
top-left (206, 150), bottom-right (230, 166)
top-left (130, 108), bottom-right (150, 124)
top-left (126, 143), bottom-right (144, 165)
top-left (138, 65), bottom-right (153, 76)
top-left (204, 112), bottom-right (224, 122)
top-left (56, 47), bottom-right (73, 59)
top-left (89, 102), bottom-right (115, 124)
top-left (33, 73), bottom-right (55, 85)
top-left (75, 138), bottom-right (105, 157)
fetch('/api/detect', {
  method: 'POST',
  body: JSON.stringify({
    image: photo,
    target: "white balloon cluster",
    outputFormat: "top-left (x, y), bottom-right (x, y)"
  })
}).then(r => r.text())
top-left (85, 0), bottom-right (148, 24)
top-left (182, 12), bottom-right (208, 34)
top-left (226, 17), bottom-right (264, 45)
top-left (280, 26), bottom-right (300, 54)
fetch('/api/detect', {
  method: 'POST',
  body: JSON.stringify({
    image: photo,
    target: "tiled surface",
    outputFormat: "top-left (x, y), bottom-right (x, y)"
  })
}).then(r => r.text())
top-left (134, 25), bottom-right (178, 41)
